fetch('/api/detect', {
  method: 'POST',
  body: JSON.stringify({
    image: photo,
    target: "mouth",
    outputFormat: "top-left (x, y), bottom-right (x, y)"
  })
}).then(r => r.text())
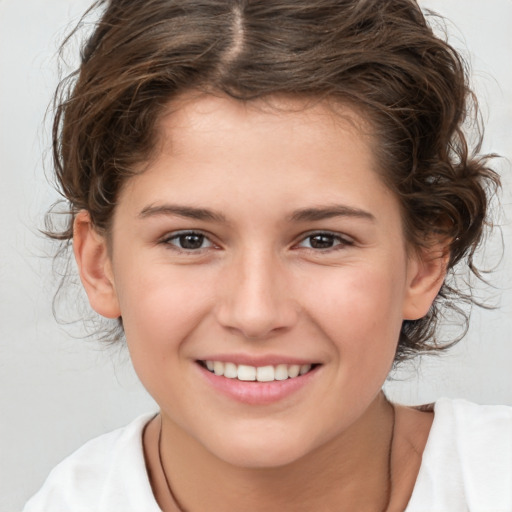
top-left (198, 360), bottom-right (318, 382)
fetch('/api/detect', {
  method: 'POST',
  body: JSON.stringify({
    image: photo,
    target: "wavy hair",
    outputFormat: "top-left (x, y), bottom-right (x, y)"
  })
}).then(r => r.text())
top-left (48, 0), bottom-right (500, 361)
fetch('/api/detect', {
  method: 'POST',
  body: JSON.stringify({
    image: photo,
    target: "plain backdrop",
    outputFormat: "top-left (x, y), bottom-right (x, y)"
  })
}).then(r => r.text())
top-left (0, 1), bottom-right (511, 510)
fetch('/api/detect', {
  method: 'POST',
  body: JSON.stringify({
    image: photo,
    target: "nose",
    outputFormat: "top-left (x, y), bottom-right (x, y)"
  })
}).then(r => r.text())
top-left (215, 250), bottom-right (298, 340)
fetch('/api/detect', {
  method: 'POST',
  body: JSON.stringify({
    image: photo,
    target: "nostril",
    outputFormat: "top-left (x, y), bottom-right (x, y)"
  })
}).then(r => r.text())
top-left (216, 302), bottom-right (298, 340)
top-left (214, 261), bottom-right (299, 339)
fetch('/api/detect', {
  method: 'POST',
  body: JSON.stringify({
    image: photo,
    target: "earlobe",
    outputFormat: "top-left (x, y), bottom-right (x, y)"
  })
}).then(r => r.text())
top-left (403, 245), bottom-right (450, 321)
top-left (73, 211), bottom-right (121, 319)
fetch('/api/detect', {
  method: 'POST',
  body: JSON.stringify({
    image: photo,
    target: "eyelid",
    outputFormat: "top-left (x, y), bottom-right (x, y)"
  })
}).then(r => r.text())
top-left (158, 229), bottom-right (355, 252)
top-left (294, 230), bottom-right (355, 249)
top-left (159, 229), bottom-right (218, 251)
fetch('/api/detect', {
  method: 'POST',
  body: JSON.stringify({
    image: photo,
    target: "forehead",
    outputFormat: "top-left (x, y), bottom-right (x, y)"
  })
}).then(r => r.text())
top-left (158, 93), bottom-right (376, 156)
top-left (117, 93), bottom-right (403, 238)
top-left (145, 93), bottom-right (381, 187)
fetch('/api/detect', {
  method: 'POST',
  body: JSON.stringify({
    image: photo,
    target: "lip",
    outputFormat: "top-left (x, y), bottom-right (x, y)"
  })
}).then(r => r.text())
top-left (198, 353), bottom-right (318, 367)
top-left (196, 359), bottom-right (321, 406)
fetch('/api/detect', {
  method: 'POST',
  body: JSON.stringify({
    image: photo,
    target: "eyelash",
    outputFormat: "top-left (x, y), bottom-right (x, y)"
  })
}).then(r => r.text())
top-left (160, 230), bottom-right (354, 253)
top-left (160, 230), bottom-right (216, 253)
top-left (295, 231), bottom-right (354, 252)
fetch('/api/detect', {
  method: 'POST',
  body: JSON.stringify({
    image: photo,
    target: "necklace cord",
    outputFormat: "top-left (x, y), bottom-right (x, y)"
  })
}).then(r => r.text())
top-left (383, 399), bottom-right (396, 512)
top-left (157, 416), bottom-right (188, 512)
top-left (157, 401), bottom-right (396, 512)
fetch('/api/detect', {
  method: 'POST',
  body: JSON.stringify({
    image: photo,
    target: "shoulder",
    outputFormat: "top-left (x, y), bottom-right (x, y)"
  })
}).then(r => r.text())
top-left (435, 396), bottom-right (512, 422)
top-left (432, 398), bottom-right (512, 460)
top-left (433, 398), bottom-right (512, 468)
top-left (407, 398), bottom-right (512, 511)
top-left (23, 413), bottom-right (161, 512)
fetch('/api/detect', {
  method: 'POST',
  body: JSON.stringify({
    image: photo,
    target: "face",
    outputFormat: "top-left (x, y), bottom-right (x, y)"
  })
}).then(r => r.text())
top-left (80, 95), bottom-right (440, 468)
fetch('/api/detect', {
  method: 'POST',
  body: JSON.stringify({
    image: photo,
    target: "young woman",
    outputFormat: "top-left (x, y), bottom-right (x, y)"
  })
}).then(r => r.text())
top-left (24, 0), bottom-right (511, 510)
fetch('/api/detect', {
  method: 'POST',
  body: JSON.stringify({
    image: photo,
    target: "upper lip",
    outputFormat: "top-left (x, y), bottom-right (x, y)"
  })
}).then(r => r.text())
top-left (197, 354), bottom-right (320, 367)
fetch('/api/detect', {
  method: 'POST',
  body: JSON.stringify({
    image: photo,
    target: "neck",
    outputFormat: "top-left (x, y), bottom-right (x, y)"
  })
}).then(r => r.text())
top-left (146, 392), bottom-right (395, 512)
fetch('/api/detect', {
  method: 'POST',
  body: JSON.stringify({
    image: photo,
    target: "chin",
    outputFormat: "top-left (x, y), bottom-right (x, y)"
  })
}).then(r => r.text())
top-left (216, 445), bottom-right (308, 470)
top-left (202, 426), bottom-right (320, 469)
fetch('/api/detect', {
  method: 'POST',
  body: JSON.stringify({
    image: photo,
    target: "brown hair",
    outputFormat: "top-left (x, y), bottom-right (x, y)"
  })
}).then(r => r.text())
top-left (49, 0), bottom-right (500, 362)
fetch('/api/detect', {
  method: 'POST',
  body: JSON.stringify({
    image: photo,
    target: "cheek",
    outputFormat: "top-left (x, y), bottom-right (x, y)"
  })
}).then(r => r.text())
top-left (304, 263), bottom-right (406, 358)
top-left (115, 263), bottom-right (216, 355)
top-left (115, 266), bottom-right (218, 405)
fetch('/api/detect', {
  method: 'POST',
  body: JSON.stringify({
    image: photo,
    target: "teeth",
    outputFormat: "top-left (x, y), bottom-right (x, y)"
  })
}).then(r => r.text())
top-left (213, 361), bottom-right (224, 376)
top-left (300, 364), bottom-right (311, 375)
top-left (224, 362), bottom-right (238, 379)
top-left (237, 364), bottom-right (256, 381)
top-left (274, 364), bottom-right (289, 381)
top-left (203, 361), bottom-right (314, 381)
top-left (256, 365), bottom-right (274, 382)
top-left (288, 365), bottom-right (300, 378)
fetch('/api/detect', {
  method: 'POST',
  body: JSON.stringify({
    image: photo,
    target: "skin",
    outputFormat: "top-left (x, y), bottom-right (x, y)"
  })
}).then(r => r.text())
top-left (74, 95), bottom-right (445, 511)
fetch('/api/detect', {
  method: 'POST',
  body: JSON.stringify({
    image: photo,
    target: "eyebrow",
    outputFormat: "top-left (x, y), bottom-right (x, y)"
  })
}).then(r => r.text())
top-left (138, 204), bottom-right (228, 223)
top-left (138, 203), bottom-right (375, 224)
top-left (289, 205), bottom-right (375, 223)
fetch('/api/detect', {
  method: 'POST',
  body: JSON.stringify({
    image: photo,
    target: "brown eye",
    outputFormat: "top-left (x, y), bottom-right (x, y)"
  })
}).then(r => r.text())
top-left (179, 234), bottom-right (204, 249)
top-left (298, 232), bottom-right (353, 250)
top-left (309, 234), bottom-right (337, 249)
top-left (164, 231), bottom-right (213, 251)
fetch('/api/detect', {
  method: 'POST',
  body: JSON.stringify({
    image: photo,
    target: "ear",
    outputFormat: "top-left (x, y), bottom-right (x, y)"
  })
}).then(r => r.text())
top-left (402, 242), bottom-right (450, 321)
top-left (73, 210), bottom-right (121, 319)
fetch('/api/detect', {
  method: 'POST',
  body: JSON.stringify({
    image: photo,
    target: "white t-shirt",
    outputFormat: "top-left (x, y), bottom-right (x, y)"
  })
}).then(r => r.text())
top-left (23, 398), bottom-right (512, 512)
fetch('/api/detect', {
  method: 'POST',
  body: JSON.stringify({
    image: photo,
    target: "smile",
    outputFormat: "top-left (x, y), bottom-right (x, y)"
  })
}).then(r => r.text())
top-left (201, 361), bottom-right (314, 382)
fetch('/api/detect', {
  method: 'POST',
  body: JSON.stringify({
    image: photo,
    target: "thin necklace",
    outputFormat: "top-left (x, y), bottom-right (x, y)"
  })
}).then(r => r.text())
top-left (157, 403), bottom-right (396, 512)
top-left (157, 416), bottom-right (188, 512)
top-left (382, 399), bottom-right (396, 512)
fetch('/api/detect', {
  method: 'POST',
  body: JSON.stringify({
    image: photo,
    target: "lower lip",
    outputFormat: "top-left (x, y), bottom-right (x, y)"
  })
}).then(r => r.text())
top-left (197, 363), bottom-right (320, 405)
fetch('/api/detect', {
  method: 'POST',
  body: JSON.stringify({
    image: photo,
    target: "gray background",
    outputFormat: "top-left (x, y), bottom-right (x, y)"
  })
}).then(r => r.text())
top-left (1, 1), bottom-right (511, 510)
